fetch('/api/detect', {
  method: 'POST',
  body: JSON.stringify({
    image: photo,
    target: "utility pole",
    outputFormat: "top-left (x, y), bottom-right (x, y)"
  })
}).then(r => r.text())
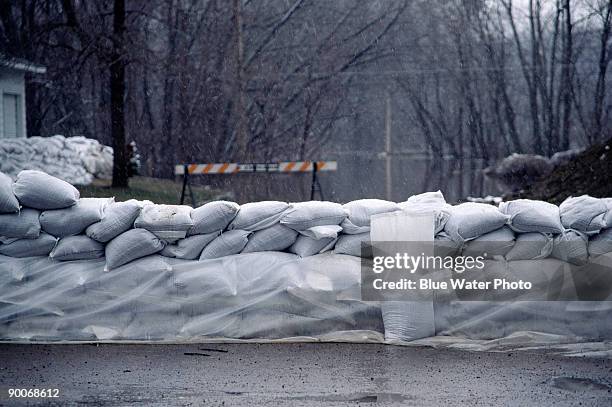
top-left (385, 90), bottom-right (392, 201)
top-left (233, 0), bottom-right (247, 159)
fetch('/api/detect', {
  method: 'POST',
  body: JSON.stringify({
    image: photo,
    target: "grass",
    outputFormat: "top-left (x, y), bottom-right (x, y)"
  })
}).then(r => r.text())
top-left (77, 176), bottom-right (221, 205)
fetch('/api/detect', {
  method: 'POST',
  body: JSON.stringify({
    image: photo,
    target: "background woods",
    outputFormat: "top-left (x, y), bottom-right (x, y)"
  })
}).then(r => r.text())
top-left (0, 0), bottom-right (610, 197)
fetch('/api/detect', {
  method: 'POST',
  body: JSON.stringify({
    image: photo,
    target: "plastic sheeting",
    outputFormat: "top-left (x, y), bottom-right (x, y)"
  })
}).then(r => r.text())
top-left (2, 251), bottom-right (612, 357)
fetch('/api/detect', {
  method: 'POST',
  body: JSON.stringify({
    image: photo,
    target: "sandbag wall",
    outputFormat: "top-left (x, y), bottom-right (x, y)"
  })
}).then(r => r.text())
top-left (2, 170), bottom-right (612, 269)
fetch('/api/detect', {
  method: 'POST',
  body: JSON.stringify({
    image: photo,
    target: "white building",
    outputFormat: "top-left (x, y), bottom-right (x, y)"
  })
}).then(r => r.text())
top-left (0, 56), bottom-right (46, 139)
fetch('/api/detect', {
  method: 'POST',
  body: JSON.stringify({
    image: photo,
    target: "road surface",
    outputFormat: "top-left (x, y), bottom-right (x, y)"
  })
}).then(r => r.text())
top-left (1, 343), bottom-right (611, 406)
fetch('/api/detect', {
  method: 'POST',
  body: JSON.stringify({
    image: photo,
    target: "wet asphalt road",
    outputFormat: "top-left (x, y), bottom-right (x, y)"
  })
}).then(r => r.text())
top-left (0, 343), bottom-right (611, 406)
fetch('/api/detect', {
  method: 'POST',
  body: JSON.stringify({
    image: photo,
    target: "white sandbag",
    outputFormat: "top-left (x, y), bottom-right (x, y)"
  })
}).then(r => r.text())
top-left (134, 204), bottom-right (193, 242)
top-left (505, 232), bottom-right (553, 261)
top-left (12, 170), bottom-right (80, 209)
top-left (105, 228), bottom-right (164, 271)
top-left (434, 232), bottom-right (462, 257)
top-left (189, 201), bottom-right (240, 235)
top-left (551, 229), bottom-right (588, 265)
top-left (499, 199), bottom-right (563, 234)
top-left (340, 199), bottom-right (400, 233)
top-left (588, 228), bottom-right (612, 258)
top-left (86, 200), bottom-right (141, 242)
top-left (241, 224), bottom-right (298, 253)
top-left (40, 198), bottom-right (112, 238)
top-left (0, 232), bottom-right (57, 258)
top-left (289, 235), bottom-right (337, 257)
top-left (161, 232), bottom-right (219, 260)
top-left (280, 201), bottom-right (347, 231)
top-left (0, 172), bottom-right (19, 213)
top-left (443, 202), bottom-right (509, 242)
top-left (200, 230), bottom-right (251, 260)
top-left (462, 226), bottom-right (515, 257)
top-left (333, 233), bottom-right (370, 257)
top-left (50, 235), bottom-right (105, 261)
top-left (228, 201), bottom-right (288, 231)
top-left (0, 208), bottom-right (40, 239)
top-left (559, 195), bottom-right (608, 234)
top-left (399, 191), bottom-right (451, 234)
top-left (298, 225), bottom-right (342, 240)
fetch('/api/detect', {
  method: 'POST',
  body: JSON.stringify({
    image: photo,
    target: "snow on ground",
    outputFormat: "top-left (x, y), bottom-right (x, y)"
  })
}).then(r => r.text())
top-left (0, 135), bottom-right (112, 185)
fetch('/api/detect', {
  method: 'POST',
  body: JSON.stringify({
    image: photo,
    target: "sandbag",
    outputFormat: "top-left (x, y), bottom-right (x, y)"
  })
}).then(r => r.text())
top-left (333, 233), bottom-right (370, 257)
top-left (12, 170), bottom-right (80, 209)
top-left (189, 201), bottom-right (240, 235)
top-left (242, 224), bottom-right (298, 253)
top-left (105, 228), bottom-right (164, 271)
top-left (134, 204), bottom-right (193, 242)
top-left (559, 195), bottom-right (608, 235)
top-left (505, 232), bottom-right (553, 261)
top-left (228, 201), bottom-right (288, 231)
top-left (444, 202), bottom-right (509, 242)
top-left (399, 191), bottom-right (451, 234)
top-left (40, 198), bottom-right (112, 238)
top-left (280, 201), bottom-right (347, 231)
top-left (50, 235), bottom-right (105, 261)
top-left (298, 225), bottom-right (342, 240)
top-left (86, 200), bottom-right (141, 242)
top-left (434, 232), bottom-right (462, 257)
top-left (340, 199), bottom-right (400, 234)
top-left (499, 199), bottom-right (563, 234)
top-left (289, 235), bottom-right (336, 257)
top-left (463, 226), bottom-right (515, 257)
top-left (551, 229), bottom-right (588, 265)
top-left (161, 232), bottom-right (219, 260)
top-left (0, 172), bottom-right (19, 213)
top-left (0, 208), bottom-right (40, 239)
top-left (588, 228), bottom-right (612, 258)
top-left (0, 232), bottom-right (57, 257)
top-left (200, 230), bottom-right (251, 260)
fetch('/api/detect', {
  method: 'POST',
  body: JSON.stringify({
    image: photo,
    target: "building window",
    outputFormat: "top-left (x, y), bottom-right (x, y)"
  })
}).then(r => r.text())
top-left (2, 93), bottom-right (21, 138)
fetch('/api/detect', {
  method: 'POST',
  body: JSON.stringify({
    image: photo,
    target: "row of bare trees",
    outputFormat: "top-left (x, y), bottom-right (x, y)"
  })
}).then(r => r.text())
top-left (0, 0), bottom-right (610, 186)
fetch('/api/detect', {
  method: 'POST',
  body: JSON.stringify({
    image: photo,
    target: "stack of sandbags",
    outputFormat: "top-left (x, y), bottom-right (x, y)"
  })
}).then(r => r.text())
top-left (0, 135), bottom-right (112, 185)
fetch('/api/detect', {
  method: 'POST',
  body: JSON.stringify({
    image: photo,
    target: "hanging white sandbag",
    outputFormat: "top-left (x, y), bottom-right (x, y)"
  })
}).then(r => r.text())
top-left (134, 204), bottom-right (194, 242)
top-left (189, 201), bottom-right (240, 235)
top-left (228, 201), bottom-right (288, 231)
top-left (86, 200), bottom-right (141, 243)
top-left (12, 170), bottom-right (80, 209)
top-left (0, 232), bottom-right (57, 258)
top-left (161, 232), bottom-right (220, 260)
top-left (105, 228), bottom-right (165, 271)
top-left (199, 230), bottom-right (251, 260)
top-left (242, 224), bottom-right (298, 253)
top-left (40, 198), bottom-right (113, 238)
top-left (0, 208), bottom-right (40, 239)
top-left (0, 172), bottom-right (19, 213)
top-left (505, 232), bottom-right (554, 261)
top-left (559, 195), bottom-right (608, 235)
top-left (444, 202), bottom-right (509, 242)
top-left (499, 199), bottom-right (563, 234)
top-left (50, 235), bottom-right (105, 261)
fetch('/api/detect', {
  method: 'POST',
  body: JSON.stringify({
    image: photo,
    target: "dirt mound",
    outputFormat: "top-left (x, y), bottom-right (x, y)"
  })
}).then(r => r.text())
top-left (508, 139), bottom-right (612, 204)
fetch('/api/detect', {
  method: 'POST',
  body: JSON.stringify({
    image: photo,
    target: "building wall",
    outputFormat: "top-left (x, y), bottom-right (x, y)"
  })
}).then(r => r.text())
top-left (0, 67), bottom-right (26, 138)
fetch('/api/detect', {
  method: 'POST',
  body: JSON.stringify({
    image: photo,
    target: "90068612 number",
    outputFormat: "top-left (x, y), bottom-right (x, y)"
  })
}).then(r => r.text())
top-left (8, 388), bottom-right (60, 398)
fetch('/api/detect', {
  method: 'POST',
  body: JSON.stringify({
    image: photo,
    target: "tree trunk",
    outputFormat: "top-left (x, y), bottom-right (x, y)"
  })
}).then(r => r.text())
top-left (111, 0), bottom-right (128, 187)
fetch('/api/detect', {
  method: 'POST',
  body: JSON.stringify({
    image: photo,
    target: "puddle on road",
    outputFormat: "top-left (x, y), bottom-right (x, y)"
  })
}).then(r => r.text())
top-left (287, 392), bottom-right (413, 403)
top-left (549, 376), bottom-right (611, 392)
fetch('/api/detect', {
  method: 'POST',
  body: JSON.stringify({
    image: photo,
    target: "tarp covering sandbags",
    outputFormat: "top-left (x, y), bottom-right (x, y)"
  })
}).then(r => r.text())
top-left (1, 170), bottom-right (612, 349)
